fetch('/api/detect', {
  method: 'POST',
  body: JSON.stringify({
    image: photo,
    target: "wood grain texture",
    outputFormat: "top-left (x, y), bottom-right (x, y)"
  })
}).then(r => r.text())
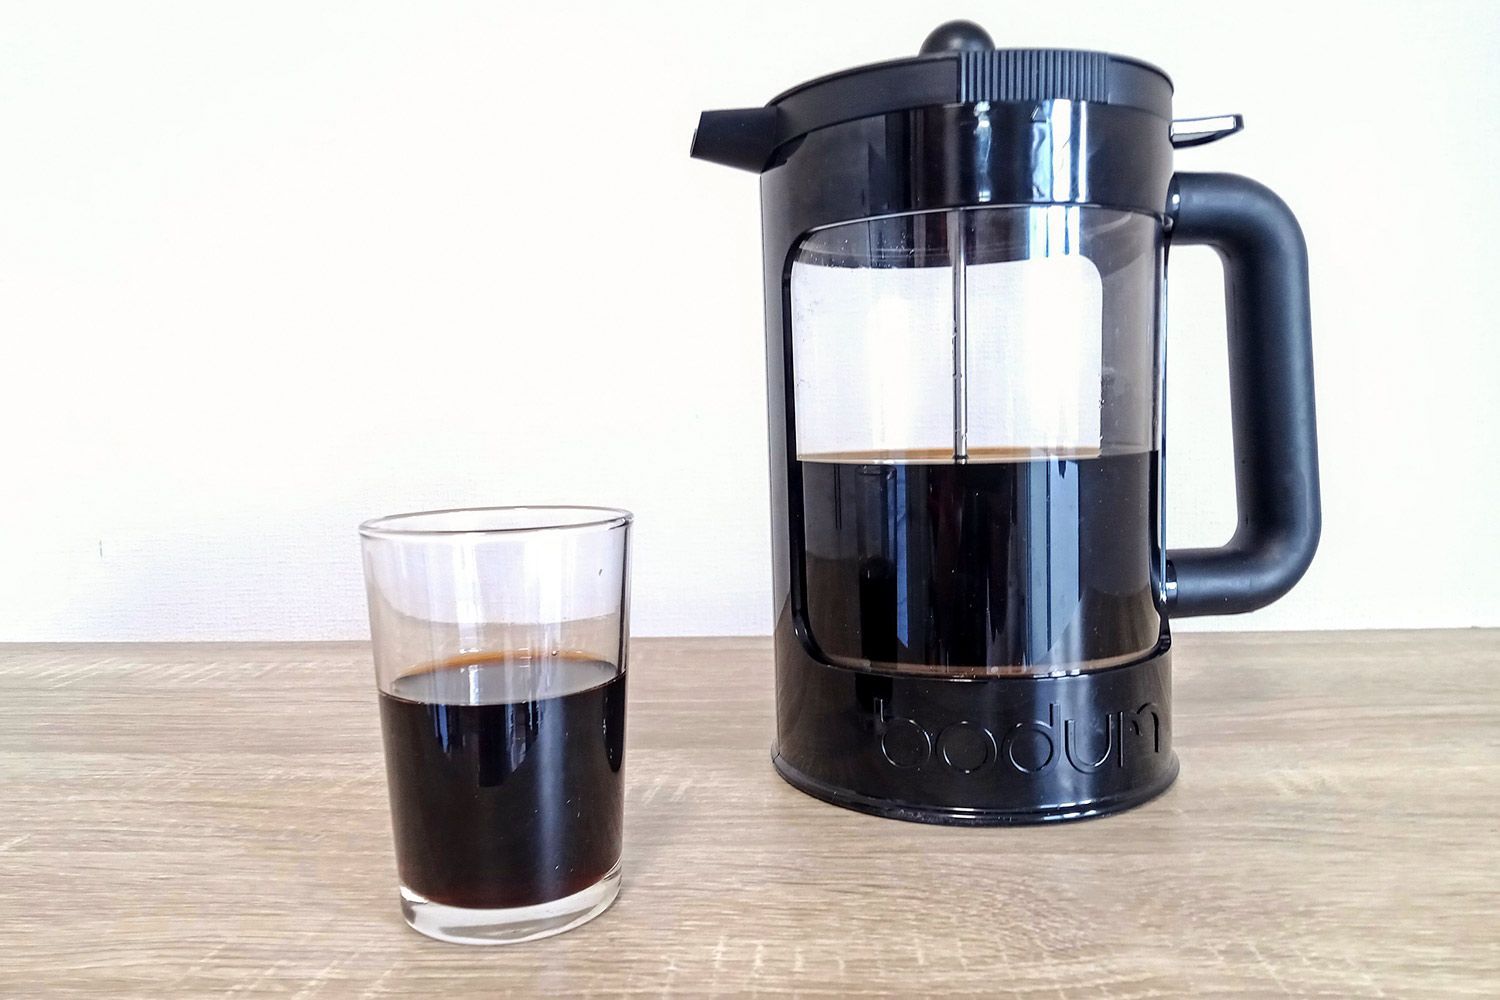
top-left (1, 632), bottom-right (1497, 998)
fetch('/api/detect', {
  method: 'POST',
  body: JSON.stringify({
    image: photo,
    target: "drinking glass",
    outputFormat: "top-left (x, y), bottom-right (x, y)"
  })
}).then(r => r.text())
top-left (359, 506), bottom-right (631, 945)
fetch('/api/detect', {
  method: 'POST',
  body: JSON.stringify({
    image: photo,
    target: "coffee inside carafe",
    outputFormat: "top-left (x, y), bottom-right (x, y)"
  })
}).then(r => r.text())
top-left (801, 450), bottom-right (1159, 675)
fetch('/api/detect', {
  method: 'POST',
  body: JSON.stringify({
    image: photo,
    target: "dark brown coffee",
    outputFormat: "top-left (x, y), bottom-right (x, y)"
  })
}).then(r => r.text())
top-left (799, 451), bottom-right (1162, 673)
top-left (378, 653), bottom-right (625, 910)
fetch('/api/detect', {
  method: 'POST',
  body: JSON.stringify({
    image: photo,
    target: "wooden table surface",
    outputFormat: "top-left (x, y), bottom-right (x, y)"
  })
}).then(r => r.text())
top-left (2, 631), bottom-right (1497, 997)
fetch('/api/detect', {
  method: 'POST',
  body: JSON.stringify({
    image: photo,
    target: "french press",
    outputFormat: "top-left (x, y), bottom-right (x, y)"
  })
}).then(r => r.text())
top-left (692, 21), bottom-right (1320, 823)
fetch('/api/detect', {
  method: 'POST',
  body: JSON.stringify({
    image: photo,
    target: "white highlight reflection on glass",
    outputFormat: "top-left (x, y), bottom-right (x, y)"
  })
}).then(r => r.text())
top-left (789, 233), bottom-right (1103, 461)
top-left (965, 254), bottom-right (1103, 455)
top-left (789, 262), bottom-right (954, 460)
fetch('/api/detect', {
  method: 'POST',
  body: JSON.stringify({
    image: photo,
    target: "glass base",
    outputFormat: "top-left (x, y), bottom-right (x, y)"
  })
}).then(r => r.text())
top-left (399, 863), bottom-right (621, 945)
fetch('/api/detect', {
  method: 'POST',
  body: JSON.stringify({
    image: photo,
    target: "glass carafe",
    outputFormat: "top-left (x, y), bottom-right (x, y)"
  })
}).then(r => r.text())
top-left (790, 206), bottom-right (1163, 675)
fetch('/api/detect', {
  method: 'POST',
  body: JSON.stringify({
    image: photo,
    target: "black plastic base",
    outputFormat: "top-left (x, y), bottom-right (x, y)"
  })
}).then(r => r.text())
top-left (773, 624), bottom-right (1177, 826)
top-left (773, 748), bottom-right (1178, 826)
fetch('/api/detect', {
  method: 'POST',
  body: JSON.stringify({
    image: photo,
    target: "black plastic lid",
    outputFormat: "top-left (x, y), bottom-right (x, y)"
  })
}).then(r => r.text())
top-left (775, 20), bottom-right (1171, 125)
top-left (692, 20), bottom-right (1174, 173)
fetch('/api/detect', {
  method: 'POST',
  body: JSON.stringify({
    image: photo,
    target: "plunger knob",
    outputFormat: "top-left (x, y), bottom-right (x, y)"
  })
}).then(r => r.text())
top-left (919, 20), bottom-right (994, 54)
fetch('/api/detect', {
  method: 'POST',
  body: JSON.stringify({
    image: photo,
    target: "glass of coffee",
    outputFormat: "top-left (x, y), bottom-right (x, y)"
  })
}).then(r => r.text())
top-left (359, 506), bottom-right (631, 945)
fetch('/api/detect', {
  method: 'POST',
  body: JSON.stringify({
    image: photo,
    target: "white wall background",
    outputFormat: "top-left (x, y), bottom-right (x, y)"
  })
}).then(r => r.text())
top-left (1, 0), bottom-right (1496, 641)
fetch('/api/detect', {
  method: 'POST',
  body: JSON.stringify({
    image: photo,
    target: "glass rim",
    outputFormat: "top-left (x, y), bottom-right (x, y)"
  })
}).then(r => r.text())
top-left (359, 505), bottom-right (633, 540)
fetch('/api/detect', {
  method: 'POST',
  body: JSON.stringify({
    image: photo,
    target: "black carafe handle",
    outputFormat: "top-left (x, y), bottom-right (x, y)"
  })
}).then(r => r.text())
top-left (1163, 172), bottom-right (1321, 617)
